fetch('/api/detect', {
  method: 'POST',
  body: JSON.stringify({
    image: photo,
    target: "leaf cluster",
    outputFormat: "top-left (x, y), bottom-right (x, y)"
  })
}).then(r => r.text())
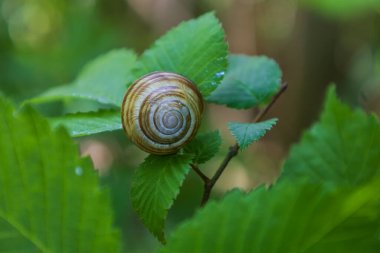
top-left (24, 12), bottom-right (283, 243)
top-left (1, 11), bottom-right (377, 253)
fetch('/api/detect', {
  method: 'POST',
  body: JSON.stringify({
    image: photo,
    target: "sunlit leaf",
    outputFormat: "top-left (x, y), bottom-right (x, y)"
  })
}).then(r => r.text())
top-left (50, 110), bottom-right (122, 137)
top-left (0, 97), bottom-right (120, 252)
top-left (132, 12), bottom-right (228, 97)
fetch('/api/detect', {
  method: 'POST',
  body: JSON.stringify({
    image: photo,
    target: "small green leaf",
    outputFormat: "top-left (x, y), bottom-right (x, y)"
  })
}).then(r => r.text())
top-left (282, 86), bottom-right (380, 186)
top-left (132, 12), bottom-right (228, 97)
top-left (131, 154), bottom-right (193, 243)
top-left (184, 131), bottom-right (222, 164)
top-left (207, 55), bottom-right (282, 109)
top-left (28, 49), bottom-right (137, 107)
top-left (162, 179), bottom-right (380, 253)
top-left (0, 96), bottom-right (120, 252)
top-left (50, 110), bottom-right (122, 137)
top-left (228, 118), bottom-right (278, 149)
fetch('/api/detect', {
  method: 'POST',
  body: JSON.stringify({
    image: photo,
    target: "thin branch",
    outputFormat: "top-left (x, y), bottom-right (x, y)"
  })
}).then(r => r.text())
top-left (253, 83), bottom-right (288, 122)
top-left (200, 143), bottom-right (239, 206)
top-left (190, 163), bottom-right (210, 184)
top-left (200, 82), bottom-right (288, 207)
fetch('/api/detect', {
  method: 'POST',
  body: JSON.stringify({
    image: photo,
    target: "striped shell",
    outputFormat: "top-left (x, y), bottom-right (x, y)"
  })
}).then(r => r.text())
top-left (121, 72), bottom-right (204, 155)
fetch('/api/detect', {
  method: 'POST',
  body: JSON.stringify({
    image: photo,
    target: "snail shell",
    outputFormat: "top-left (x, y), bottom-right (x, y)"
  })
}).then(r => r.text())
top-left (121, 72), bottom-right (204, 155)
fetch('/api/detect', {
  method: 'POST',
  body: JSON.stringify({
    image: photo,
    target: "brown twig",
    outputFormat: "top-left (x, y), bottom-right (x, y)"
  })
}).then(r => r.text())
top-left (190, 163), bottom-right (210, 184)
top-left (198, 83), bottom-right (288, 207)
top-left (253, 83), bottom-right (288, 122)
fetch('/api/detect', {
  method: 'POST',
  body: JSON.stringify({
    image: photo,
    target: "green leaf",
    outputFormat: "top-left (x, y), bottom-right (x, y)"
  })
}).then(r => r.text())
top-left (228, 118), bottom-right (278, 149)
top-left (0, 97), bottom-right (120, 252)
top-left (184, 131), bottom-right (221, 164)
top-left (132, 12), bottom-right (228, 97)
top-left (131, 154), bottom-right (193, 243)
top-left (207, 55), bottom-right (282, 109)
top-left (28, 49), bottom-right (137, 107)
top-left (162, 86), bottom-right (380, 253)
top-left (50, 110), bottom-right (122, 137)
top-left (282, 86), bottom-right (380, 186)
top-left (162, 179), bottom-right (380, 253)
top-left (301, 0), bottom-right (380, 19)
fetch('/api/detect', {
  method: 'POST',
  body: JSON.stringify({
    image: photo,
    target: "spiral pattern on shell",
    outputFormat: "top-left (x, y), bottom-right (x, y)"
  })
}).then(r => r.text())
top-left (121, 72), bottom-right (204, 155)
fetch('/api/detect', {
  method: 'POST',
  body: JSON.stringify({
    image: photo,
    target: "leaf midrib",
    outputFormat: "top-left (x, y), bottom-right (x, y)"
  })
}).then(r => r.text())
top-left (0, 110), bottom-right (51, 253)
top-left (299, 109), bottom-right (378, 252)
top-left (300, 190), bottom-right (377, 253)
top-left (0, 212), bottom-right (51, 253)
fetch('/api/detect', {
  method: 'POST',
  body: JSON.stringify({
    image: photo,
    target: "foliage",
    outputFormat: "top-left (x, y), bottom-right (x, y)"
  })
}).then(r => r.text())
top-left (162, 88), bottom-right (380, 253)
top-left (51, 110), bottom-right (121, 137)
top-left (23, 12), bottom-right (232, 244)
top-left (184, 131), bottom-right (222, 164)
top-left (228, 119), bottom-right (278, 149)
top-left (207, 55), bottom-right (282, 109)
top-left (28, 49), bottom-right (137, 107)
top-left (130, 12), bottom-right (228, 97)
top-left (1, 10), bottom-right (379, 253)
top-left (162, 181), bottom-right (380, 253)
top-left (0, 97), bottom-right (120, 252)
top-left (282, 87), bottom-right (380, 185)
top-left (26, 12), bottom-right (228, 139)
top-left (130, 154), bottom-right (193, 243)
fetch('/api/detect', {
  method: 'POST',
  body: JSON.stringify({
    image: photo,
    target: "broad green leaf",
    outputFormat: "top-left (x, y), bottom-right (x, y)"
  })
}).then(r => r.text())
top-left (28, 49), bottom-right (137, 107)
top-left (207, 55), bottom-right (282, 109)
top-left (184, 131), bottom-right (221, 164)
top-left (50, 110), bottom-right (122, 137)
top-left (162, 179), bottom-right (380, 253)
top-left (282, 86), bottom-right (380, 186)
top-left (131, 12), bottom-right (228, 97)
top-left (161, 86), bottom-right (380, 253)
top-left (0, 97), bottom-right (120, 252)
top-left (228, 118), bottom-right (278, 149)
top-left (301, 0), bottom-right (380, 19)
top-left (131, 154), bottom-right (193, 243)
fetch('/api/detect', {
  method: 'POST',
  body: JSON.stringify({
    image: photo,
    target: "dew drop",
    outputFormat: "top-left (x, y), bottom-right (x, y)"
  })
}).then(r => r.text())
top-left (215, 71), bottom-right (225, 79)
top-left (75, 166), bottom-right (83, 176)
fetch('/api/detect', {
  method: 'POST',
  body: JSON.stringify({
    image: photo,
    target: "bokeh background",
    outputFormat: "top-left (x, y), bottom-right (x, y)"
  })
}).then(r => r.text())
top-left (1, 0), bottom-right (380, 252)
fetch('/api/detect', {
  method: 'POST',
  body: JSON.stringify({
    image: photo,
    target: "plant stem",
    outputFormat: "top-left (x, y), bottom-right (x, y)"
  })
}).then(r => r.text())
top-left (190, 163), bottom-right (210, 184)
top-left (199, 83), bottom-right (288, 207)
top-left (253, 83), bottom-right (288, 122)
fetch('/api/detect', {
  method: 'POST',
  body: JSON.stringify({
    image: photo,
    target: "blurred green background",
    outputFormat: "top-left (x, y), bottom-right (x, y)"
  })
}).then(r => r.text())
top-left (1, 0), bottom-right (380, 252)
